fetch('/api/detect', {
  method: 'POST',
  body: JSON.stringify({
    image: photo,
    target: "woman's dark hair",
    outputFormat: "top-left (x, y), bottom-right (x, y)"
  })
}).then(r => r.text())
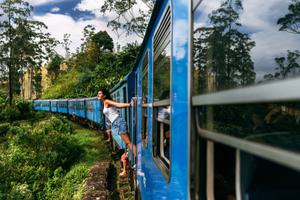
top-left (98, 88), bottom-right (112, 100)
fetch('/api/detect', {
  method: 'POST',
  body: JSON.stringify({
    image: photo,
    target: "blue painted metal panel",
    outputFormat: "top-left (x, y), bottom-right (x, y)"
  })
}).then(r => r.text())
top-left (111, 86), bottom-right (127, 149)
top-left (57, 100), bottom-right (68, 114)
top-left (95, 100), bottom-right (102, 125)
top-left (34, 100), bottom-right (51, 111)
top-left (50, 100), bottom-right (58, 112)
top-left (135, 0), bottom-right (190, 199)
top-left (69, 99), bottom-right (85, 118)
top-left (85, 97), bottom-right (102, 124)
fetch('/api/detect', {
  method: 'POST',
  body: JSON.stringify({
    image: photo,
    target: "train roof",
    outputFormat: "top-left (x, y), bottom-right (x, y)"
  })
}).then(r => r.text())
top-left (131, 0), bottom-right (164, 72)
top-left (110, 0), bottom-right (164, 94)
top-left (110, 73), bottom-right (130, 93)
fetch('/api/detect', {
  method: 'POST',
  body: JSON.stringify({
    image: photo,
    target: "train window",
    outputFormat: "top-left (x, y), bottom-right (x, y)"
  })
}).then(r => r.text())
top-left (191, 0), bottom-right (300, 199)
top-left (192, 0), bottom-right (300, 95)
top-left (142, 51), bottom-right (149, 147)
top-left (152, 5), bottom-right (171, 180)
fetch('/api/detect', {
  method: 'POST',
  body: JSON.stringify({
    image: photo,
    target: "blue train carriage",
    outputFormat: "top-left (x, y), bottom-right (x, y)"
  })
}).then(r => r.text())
top-left (190, 0), bottom-right (300, 200)
top-left (33, 99), bottom-right (51, 112)
top-left (68, 98), bottom-right (86, 118)
top-left (85, 97), bottom-right (102, 125)
top-left (50, 100), bottom-right (58, 113)
top-left (131, 0), bottom-right (190, 199)
top-left (111, 71), bottom-right (137, 164)
top-left (109, 72), bottom-right (136, 150)
top-left (57, 99), bottom-right (69, 114)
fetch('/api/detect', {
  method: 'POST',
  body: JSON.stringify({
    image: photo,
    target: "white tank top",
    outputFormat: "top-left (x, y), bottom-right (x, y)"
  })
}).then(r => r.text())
top-left (103, 106), bottom-right (119, 123)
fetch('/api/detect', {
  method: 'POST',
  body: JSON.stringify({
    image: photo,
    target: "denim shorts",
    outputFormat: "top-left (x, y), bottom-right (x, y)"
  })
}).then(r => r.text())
top-left (112, 117), bottom-right (128, 135)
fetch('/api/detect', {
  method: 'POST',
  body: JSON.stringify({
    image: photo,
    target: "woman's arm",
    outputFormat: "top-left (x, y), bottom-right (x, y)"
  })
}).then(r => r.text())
top-left (105, 99), bottom-right (131, 108)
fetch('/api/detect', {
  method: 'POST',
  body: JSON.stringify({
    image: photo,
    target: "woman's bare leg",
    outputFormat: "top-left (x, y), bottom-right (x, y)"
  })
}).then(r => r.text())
top-left (120, 133), bottom-right (136, 157)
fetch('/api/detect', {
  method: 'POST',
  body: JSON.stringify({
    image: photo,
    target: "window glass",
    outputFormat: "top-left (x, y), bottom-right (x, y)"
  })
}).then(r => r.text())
top-left (142, 52), bottom-right (149, 147)
top-left (193, 0), bottom-right (300, 95)
top-left (153, 42), bottom-right (171, 101)
top-left (152, 6), bottom-right (171, 177)
top-left (197, 102), bottom-right (300, 153)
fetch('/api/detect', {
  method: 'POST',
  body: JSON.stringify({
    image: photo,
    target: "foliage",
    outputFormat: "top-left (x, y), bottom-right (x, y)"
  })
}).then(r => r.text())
top-left (100, 0), bottom-right (154, 38)
top-left (0, 89), bottom-right (7, 111)
top-left (1, 105), bottom-right (21, 121)
top-left (44, 41), bottom-right (140, 98)
top-left (277, 0), bottom-right (300, 34)
top-left (0, 122), bottom-right (10, 136)
top-left (62, 33), bottom-right (72, 58)
top-left (42, 68), bottom-right (83, 98)
top-left (0, 0), bottom-right (57, 105)
top-left (47, 54), bottom-right (64, 82)
top-left (0, 99), bottom-right (33, 122)
top-left (263, 0), bottom-right (300, 81)
top-left (193, 0), bottom-right (255, 93)
top-left (0, 115), bottom-right (111, 199)
top-left (0, 116), bottom-right (82, 199)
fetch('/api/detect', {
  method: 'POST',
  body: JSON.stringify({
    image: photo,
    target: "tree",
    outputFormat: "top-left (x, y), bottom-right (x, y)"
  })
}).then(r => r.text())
top-left (193, 0), bottom-right (255, 93)
top-left (100, 0), bottom-right (154, 38)
top-left (47, 54), bottom-right (63, 82)
top-left (73, 29), bottom-right (114, 71)
top-left (277, 0), bottom-right (300, 34)
top-left (0, 0), bottom-right (57, 103)
top-left (62, 33), bottom-right (71, 59)
top-left (263, 0), bottom-right (300, 81)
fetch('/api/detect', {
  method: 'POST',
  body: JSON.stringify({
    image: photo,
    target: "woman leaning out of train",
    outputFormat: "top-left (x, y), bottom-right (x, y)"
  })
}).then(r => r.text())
top-left (97, 88), bottom-right (136, 171)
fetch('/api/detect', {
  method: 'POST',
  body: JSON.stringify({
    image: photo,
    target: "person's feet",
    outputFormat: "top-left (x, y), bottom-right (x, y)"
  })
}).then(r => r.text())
top-left (119, 171), bottom-right (127, 177)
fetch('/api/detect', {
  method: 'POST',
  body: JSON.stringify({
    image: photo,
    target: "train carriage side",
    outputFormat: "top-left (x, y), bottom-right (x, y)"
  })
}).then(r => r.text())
top-left (57, 99), bottom-right (68, 114)
top-left (85, 97), bottom-right (102, 125)
top-left (34, 100), bottom-right (51, 112)
top-left (69, 99), bottom-right (86, 118)
top-left (133, 0), bottom-right (190, 199)
top-left (110, 73), bottom-right (136, 149)
top-left (50, 100), bottom-right (58, 113)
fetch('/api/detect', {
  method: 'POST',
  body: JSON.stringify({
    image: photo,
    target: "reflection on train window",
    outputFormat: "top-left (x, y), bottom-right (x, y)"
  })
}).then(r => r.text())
top-left (240, 152), bottom-right (300, 200)
top-left (142, 51), bottom-right (149, 147)
top-left (153, 105), bottom-right (171, 166)
top-left (192, 0), bottom-right (300, 95)
top-left (153, 42), bottom-right (171, 101)
top-left (152, 5), bottom-right (171, 180)
top-left (198, 102), bottom-right (300, 153)
top-left (213, 143), bottom-right (236, 200)
top-left (116, 91), bottom-right (120, 103)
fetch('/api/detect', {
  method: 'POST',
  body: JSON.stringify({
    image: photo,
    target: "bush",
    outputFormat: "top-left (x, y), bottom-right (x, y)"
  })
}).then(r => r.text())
top-left (15, 99), bottom-right (32, 116)
top-left (1, 105), bottom-right (21, 121)
top-left (0, 116), bottom-right (84, 199)
top-left (0, 123), bottom-right (10, 136)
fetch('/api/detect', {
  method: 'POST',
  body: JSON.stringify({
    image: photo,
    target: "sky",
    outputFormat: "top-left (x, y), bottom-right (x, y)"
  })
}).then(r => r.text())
top-left (27, 0), bottom-right (145, 56)
top-left (193, 0), bottom-right (300, 82)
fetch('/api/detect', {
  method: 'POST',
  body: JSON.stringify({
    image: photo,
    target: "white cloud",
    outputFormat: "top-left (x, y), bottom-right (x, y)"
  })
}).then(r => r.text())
top-left (75, 0), bottom-right (150, 21)
top-left (174, 19), bottom-right (188, 60)
top-left (33, 13), bottom-right (141, 56)
top-left (27, 0), bottom-right (61, 6)
top-left (51, 7), bottom-right (60, 13)
top-left (75, 0), bottom-right (102, 12)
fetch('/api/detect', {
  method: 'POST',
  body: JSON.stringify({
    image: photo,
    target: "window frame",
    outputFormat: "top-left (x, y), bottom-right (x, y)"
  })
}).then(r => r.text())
top-left (142, 50), bottom-right (149, 148)
top-left (152, 4), bottom-right (172, 181)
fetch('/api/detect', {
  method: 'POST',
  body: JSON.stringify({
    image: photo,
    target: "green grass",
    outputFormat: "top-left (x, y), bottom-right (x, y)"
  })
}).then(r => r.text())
top-left (48, 122), bottom-right (111, 199)
top-left (71, 123), bottom-right (110, 164)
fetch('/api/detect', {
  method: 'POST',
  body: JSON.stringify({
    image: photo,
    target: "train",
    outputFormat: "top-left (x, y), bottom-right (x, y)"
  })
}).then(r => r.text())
top-left (33, 0), bottom-right (300, 199)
